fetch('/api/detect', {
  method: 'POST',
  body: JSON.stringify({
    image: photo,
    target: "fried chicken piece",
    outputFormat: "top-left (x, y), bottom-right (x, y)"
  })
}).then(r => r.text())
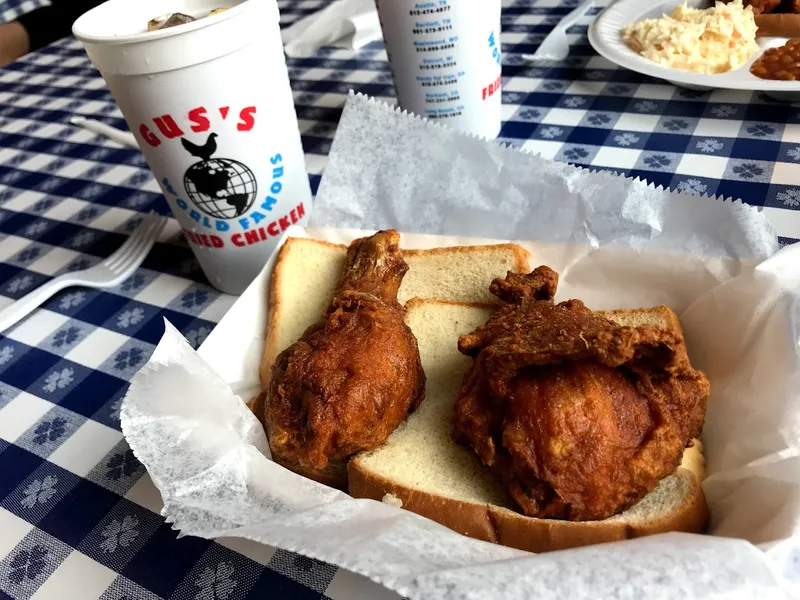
top-left (744, 0), bottom-right (781, 14)
top-left (453, 267), bottom-right (709, 521)
top-left (785, 0), bottom-right (800, 13)
top-left (261, 230), bottom-right (425, 489)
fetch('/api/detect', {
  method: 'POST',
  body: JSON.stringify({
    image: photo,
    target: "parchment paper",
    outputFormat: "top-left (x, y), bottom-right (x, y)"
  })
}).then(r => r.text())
top-left (122, 94), bottom-right (800, 599)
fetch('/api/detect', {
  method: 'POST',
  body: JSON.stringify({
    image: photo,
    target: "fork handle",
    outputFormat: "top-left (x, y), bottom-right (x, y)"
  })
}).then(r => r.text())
top-left (0, 275), bottom-right (72, 334)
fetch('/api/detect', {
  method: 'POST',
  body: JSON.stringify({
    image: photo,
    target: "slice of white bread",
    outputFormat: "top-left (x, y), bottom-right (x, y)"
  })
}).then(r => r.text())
top-left (258, 237), bottom-right (530, 390)
top-left (348, 300), bottom-right (708, 553)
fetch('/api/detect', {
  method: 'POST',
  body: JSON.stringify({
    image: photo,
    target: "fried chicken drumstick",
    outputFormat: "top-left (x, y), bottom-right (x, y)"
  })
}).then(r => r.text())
top-left (260, 230), bottom-right (425, 489)
top-left (453, 266), bottom-right (709, 521)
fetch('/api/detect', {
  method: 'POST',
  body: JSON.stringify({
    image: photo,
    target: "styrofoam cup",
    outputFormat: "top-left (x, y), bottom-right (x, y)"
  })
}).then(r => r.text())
top-left (375, 0), bottom-right (502, 139)
top-left (73, 0), bottom-right (313, 295)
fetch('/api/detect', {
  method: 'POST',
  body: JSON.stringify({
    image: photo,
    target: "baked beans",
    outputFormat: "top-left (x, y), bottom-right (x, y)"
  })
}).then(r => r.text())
top-left (751, 39), bottom-right (800, 80)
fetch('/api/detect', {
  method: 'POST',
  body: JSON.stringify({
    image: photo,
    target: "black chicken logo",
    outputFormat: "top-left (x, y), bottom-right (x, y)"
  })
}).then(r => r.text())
top-left (180, 133), bottom-right (258, 220)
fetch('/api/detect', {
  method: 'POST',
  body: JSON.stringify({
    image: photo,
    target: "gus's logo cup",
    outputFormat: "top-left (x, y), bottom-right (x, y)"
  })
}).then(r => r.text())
top-left (375, 0), bottom-right (502, 139)
top-left (74, 0), bottom-right (312, 294)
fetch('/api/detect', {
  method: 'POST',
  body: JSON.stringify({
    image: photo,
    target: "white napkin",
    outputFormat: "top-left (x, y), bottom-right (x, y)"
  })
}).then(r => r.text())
top-left (281, 0), bottom-right (382, 58)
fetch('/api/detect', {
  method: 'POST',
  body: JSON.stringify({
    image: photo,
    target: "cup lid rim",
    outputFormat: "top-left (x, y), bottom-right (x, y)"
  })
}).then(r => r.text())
top-left (72, 0), bottom-right (251, 45)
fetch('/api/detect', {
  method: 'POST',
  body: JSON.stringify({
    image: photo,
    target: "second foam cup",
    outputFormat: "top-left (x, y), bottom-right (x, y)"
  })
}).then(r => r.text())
top-left (73, 0), bottom-right (312, 294)
top-left (375, 0), bottom-right (502, 139)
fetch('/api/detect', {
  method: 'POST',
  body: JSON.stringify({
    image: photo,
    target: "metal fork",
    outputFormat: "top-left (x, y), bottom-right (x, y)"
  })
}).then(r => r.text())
top-left (0, 212), bottom-right (168, 333)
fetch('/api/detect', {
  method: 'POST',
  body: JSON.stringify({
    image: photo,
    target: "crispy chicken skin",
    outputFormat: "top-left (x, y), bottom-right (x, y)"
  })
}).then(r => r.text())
top-left (453, 267), bottom-right (709, 521)
top-left (262, 230), bottom-right (425, 489)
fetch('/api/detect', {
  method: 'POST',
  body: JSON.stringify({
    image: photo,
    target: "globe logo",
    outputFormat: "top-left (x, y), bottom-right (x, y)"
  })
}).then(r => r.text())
top-left (180, 133), bottom-right (258, 220)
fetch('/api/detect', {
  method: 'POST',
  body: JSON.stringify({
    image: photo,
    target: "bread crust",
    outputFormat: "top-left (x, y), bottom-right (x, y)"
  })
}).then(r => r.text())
top-left (348, 461), bottom-right (708, 553)
top-left (404, 243), bottom-right (531, 273)
top-left (259, 237), bottom-right (346, 390)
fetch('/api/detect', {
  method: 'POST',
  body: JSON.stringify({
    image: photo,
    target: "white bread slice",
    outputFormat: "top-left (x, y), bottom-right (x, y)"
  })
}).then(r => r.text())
top-left (400, 245), bottom-right (530, 306)
top-left (258, 237), bottom-right (530, 390)
top-left (348, 300), bottom-right (708, 553)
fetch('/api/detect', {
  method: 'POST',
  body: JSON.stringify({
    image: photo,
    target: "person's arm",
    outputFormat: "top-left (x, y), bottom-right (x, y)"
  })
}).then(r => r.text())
top-left (0, 20), bottom-right (30, 67)
top-left (0, 0), bottom-right (103, 66)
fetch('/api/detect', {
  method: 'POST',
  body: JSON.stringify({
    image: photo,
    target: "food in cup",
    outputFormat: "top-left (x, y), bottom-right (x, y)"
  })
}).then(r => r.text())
top-left (147, 13), bottom-right (195, 31)
top-left (621, 0), bottom-right (758, 74)
top-left (147, 8), bottom-right (229, 31)
top-left (750, 38), bottom-right (800, 79)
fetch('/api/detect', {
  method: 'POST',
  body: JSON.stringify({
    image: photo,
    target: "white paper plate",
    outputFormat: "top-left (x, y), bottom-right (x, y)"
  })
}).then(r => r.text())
top-left (588, 0), bottom-right (800, 101)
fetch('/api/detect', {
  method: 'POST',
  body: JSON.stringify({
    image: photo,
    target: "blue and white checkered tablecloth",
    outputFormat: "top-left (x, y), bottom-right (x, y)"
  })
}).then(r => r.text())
top-left (0, 0), bottom-right (48, 24)
top-left (0, 0), bottom-right (798, 598)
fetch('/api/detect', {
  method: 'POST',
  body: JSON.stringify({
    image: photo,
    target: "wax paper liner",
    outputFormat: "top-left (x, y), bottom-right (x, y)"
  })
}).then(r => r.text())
top-left (122, 94), bottom-right (800, 599)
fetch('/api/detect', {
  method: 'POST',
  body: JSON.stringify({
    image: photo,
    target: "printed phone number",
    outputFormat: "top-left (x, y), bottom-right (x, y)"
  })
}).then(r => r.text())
top-left (416, 43), bottom-right (455, 52)
top-left (409, 6), bottom-right (450, 14)
top-left (412, 25), bottom-right (452, 33)
top-left (427, 95), bottom-right (460, 103)
top-left (427, 111), bottom-right (463, 119)
top-left (420, 62), bottom-right (457, 70)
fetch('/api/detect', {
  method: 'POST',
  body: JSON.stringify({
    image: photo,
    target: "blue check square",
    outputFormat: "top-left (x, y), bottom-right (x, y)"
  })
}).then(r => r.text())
top-left (169, 542), bottom-right (266, 600)
top-left (107, 268), bottom-right (160, 299)
top-left (42, 288), bottom-right (99, 317)
top-left (15, 405), bottom-right (86, 459)
top-left (54, 255), bottom-right (101, 276)
top-left (167, 283), bottom-right (219, 317)
top-left (90, 384), bottom-right (127, 431)
top-left (607, 131), bottom-right (647, 149)
top-left (2, 461), bottom-right (81, 525)
top-left (765, 184), bottom-right (800, 210)
top-left (0, 445), bottom-right (43, 501)
top-left (182, 319), bottom-right (215, 350)
top-left (0, 528), bottom-right (72, 600)
top-left (30, 359), bottom-right (92, 404)
top-left (59, 370), bottom-right (127, 420)
top-left (670, 175), bottom-right (719, 199)
top-left (37, 479), bottom-right (120, 548)
top-left (2, 269), bottom-right (50, 301)
top-left (723, 159), bottom-right (773, 183)
top-left (122, 523), bottom-right (212, 598)
top-left (99, 575), bottom-right (162, 600)
top-left (268, 550), bottom-right (337, 593)
top-left (97, 340), bottom-right (155, 380)
top-left (86, 439), bottom-right (145, 496)
top-left (688, 136), bottom-right (733, 157)
top-left (78, 498), bottom-right (162, 572)
top-left (102, 300), bottom-right (157, 337)
top-left (38, 322), bottom-right (95, 357)
top-left (0, 338), bottom-right (30, 376)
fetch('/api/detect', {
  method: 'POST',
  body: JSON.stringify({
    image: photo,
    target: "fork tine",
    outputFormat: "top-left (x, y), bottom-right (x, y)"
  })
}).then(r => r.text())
top-left (102, 230), bottom-right (139, 269)
top-left (105, 222), bottom-right (154, 271)
top-left (109, 221), bottom-right (158, 272)
top-left (108, 216), bottom-right (163, 272)
top-left (104, 213), bottom-right (162, 271)
top-left (111, 216), bottom-right (167, 276)
top-left (103, 213), bottom-right (157, 269)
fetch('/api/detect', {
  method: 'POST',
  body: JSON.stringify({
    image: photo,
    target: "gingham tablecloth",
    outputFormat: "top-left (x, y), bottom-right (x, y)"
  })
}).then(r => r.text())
top-left (0, 0), bottom-right (48, 24)
top-left (0, 1), bottom-right (798, 599)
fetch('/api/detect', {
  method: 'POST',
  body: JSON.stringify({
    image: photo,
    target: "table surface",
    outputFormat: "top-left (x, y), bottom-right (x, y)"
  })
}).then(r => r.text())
top-left (0, 0), bottom-right (798, 599)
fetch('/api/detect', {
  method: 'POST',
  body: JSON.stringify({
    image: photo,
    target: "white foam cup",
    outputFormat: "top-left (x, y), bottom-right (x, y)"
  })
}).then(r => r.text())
top-left (73, 0), bottom-right (313, 294)
top-left (375, 0), bottom-right (502, 139)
